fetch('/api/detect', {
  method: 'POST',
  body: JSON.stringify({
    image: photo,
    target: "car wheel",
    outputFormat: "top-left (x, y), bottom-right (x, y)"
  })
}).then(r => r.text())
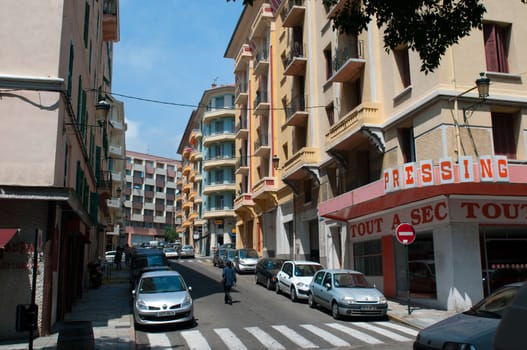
top-left (308, 293), bottom-right (316, 308)
top-left (290, 287), bottom-right (297, 302)
top-left (331, 302), bottom-right (340, 320)
top-left (275, 281), bottom-right (281, 294)
top-left (266, 278), bottom-right (272, 290)
top-left (213, 261), bottom-right (217, 267)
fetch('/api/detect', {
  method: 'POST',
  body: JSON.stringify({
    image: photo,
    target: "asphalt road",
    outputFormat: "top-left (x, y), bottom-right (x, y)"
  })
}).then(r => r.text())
top-left (134, 257), bottom-right (417, 350)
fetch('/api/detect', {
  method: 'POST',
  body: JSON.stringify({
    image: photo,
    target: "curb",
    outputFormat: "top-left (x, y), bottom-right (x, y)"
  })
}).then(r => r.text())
top-left (387, 313), bottom-right (423, 331)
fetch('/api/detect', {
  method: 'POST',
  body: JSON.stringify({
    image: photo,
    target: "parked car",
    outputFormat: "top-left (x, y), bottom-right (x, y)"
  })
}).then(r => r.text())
top-left (105, 250), bottom-right (125, 264)
top-left (232, 248), bottom-right (259, 273)
top-left (275, 260), bottom-right (323, 302)
top-left (409, 260), bottom-right (436, 295)
top-left (130, 248), bottom-right (170, 287)
top-left (163, 247), bottom-right (179, 259)
top-left (132, 270), bottom-right (194, 327)
top-left (179, 245), bottom-right (195, 259)
top-left (494, 282), bottom-right (527, 350)
top-left (255, 258), bottom-right (286, 290)
top-left (213, 246), bottom-right (227, 268)
top-left (224, 248), bottom-right (236, 265)
top-left (308, 269), bottom-right (388, 319)
top-left (413, 282), bottom-right (524, 350)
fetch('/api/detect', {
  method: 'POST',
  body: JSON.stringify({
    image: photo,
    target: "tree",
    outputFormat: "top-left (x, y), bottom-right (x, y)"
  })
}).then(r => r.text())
top-left (227, 0), bottom-right (513, 74)
top-left (165, 226), bottom-right (178, 243)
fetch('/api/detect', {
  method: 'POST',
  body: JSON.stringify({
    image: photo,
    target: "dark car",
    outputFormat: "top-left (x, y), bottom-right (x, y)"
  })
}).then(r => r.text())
top-left (409, 260), bottom-right (436, 295)
top-left (130, 248), bottom-right (170, 287)
top-left (414, 282), bottom-right (524, 350)
top-left (255, 258), bottom-right (286, 290)
top-left (494, 282), bottom-right (527, 350)
top-left (213, 246), bottom-right (228, 268)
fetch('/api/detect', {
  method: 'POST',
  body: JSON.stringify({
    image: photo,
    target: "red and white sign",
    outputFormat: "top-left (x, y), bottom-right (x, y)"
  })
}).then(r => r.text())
top-left (395, 223), bottom-right (416, 245)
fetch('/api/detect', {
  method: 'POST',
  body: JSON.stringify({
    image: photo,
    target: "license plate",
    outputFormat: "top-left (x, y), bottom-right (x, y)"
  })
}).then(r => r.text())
top-left (361, 305), bottom-right (376, 311)
top-left (157, 311), bottom-right (175, 317)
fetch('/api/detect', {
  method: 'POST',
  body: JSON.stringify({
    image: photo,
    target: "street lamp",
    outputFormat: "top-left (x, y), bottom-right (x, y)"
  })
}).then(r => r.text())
top-left (475, 72), bottom-right (490, 99)
top-left (95, 100), bottom-right (111, 122)
top-left (272, 155), bottom-right (280, 170)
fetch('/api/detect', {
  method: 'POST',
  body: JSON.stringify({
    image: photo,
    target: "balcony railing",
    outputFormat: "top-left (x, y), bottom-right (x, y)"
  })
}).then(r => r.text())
top-left (284, 95), bottom-right (308, 127)
top-left (283, 42), bottom-right (307, 76)
top-left (102, 0), bottom-right (119, 42)
top-left (330, 40), bottom-right (366, 83)
top-left (281, 0), bottom-right (306, 27)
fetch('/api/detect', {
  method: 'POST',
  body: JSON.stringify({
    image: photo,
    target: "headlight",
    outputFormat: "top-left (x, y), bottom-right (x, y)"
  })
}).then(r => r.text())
top-left (379, 296), bottom-right (387, 304)
top-left (442, 342), bottom-right (476, 350)
top-left (296, 282), bottom-right (308, 289)
top-left (342, 296), bottom-right (356, 304)
top-left (136, 299), bottom-right (148, 311)
top-left (182, 293), bottom-right (193, 307)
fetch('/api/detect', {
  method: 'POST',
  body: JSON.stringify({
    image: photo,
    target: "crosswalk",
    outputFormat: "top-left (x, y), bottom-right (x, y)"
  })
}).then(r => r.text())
top-left (144, 321), bottom-right (418, 350)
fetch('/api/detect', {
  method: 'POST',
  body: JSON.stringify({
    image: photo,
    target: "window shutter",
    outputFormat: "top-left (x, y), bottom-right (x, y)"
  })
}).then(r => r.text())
top-left (484, 24), bottom-right (499, 72)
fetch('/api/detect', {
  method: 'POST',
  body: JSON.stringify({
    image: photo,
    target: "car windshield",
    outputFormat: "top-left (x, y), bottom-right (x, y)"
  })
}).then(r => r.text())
top-left (267, 260), bottom-right (284, 269)
top-left (164, 248), bottom-right (175, 252)
top-left (183, 245), bottom-right (192, 250)
top-left (294, 264), bottom-right (323, 277)
top-left (334, 272), bottom-right (371, 288)
top-left (139, 276), bottom-right (186, 294)
top-left (467, 286), bottom-right (519, 318)
top-left (240, 250), bottom-right (258, 259)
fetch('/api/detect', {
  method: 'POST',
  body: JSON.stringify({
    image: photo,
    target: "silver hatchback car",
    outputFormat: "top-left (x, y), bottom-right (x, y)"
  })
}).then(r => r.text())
top-left (308, 269), bottom-right (387, 319)
top-left (132, 270), bottom-right (194, 327)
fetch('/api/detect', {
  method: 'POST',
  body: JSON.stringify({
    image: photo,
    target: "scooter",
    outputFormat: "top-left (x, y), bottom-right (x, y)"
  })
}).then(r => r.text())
top-left (87, 261), bottom-right (102, 289)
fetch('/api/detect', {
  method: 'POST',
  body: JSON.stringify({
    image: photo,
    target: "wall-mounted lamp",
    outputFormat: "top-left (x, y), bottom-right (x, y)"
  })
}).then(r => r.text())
top-left (95, 100), bottom-right (111, 122)
top-left (475, 72), bottom-right (490, 99)
top-left (272, 155), bottom-right (280, 170)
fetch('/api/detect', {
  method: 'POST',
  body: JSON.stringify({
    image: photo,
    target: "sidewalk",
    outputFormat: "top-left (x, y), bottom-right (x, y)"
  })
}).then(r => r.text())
top-left (0, 257), bottom-right (458, 350)
top-left (0, 265), bottom-right (134, 350)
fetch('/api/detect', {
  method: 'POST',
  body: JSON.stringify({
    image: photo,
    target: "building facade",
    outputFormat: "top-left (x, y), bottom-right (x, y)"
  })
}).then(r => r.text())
top-left (123, 151), bottom-right (180, 247)
top-left (0, 0), bottom-right (123, 340)
top-left (225, 0), bottom-right (527, 311)
top-left (178, 85), bottom-right (237, 255)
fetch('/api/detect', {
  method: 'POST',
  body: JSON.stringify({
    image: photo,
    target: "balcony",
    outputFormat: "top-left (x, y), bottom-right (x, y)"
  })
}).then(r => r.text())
top-left (282, 147), bottom-right (320, 182)
top-left (194, 173), bottom-right (202, 183)
top-left (102, 0), bottom-right (119, 42)
top-left (235, 83), bottom-right (248, 105)
top-left (329, 41), bottom-right (366, 83)
top-left (253, 134), bottom-right (270, 157)
top-left (188, 211), bottom-right (198, 220)
top-left (182, 201), bottom-right (192, 210)
top-left (325, 102), bottom-right (383, 151)
top-left (203, 156), bottom-right (237, 170)
top-left (254, 90), bottom-right (270, 115)
top-left (183, 183), bottom-right (192, 193)
top-left (252, 177), bottom-right (278, 210)
top-left (281, 0), bottom-right (305, 27)
top-left (106, 198), bottom-right (121, 209)
top-left (235, 157), bottom-right (249, 175)
top-left (189, 191), bottom-right (198, 201)
top-left (235, 44), bottom-right (252, 72)
top-left (202, 182), bottom-right (237, 195)
top-left (283, 43), bottom-right (307, 76)
top-left (202, 131), bottom-right (236, 147)
top-left (203, 107), bottom-right (236, 124)
top-left (202, 208), bottom-right (236, 220)
top-left (284, 95), bottom-right (308, 127)
top-left (109, 119), bottom-right (125, 134)
top-left (97, 171), bottom-right (112, 193)
top-left (253, 49), bottom-right (269, 77)
top-left (236, 113), bottom-right (249, 139)
top-left (250, 2), bottom-right (273, 40)
top-left (193, 195), bottom-right (202, 204)
top-left (109, 145), bottom-right (123, 157)
top-left (234, 193), bottom-right (256, 214)
top-left (183, 147), bottom-right (192, 159)
top-left (182, 164), bottom-right (191, 176)
top-left (190, 129), bottom-right (202, 144)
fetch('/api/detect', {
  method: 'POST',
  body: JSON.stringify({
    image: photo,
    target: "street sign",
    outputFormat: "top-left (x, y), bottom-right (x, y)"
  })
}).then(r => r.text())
top-left (395, 223), bottom-right (416, 245)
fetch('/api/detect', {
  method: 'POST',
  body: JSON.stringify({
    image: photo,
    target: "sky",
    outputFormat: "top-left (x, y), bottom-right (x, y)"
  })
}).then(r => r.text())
top-left (113, 0), bottom-right (245, 160)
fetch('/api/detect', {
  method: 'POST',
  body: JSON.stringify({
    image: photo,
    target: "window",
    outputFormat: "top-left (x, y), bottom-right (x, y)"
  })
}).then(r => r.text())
top-left (492, 113), bottom-right (516, 159)
top-left (398, 127), bottom-right (416, 163)
top-left (484, 22), bottom-right (510, 73)
top-left (394, 47), bottom-right (411, 88)
top-left (67, 43), bottom-right (74, 97)
top-left (353, 240), bottom-right (382, 275)
top-left (323, 47), bottom-right (332, 80)
top-left (83, 2), bottom-right (90, 48)
top-left (325, 103), bottom-right (335, 126)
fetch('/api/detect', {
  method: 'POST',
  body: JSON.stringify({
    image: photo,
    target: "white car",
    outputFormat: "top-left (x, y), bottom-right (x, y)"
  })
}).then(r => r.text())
top-left (163, 247), bottom-right (179, 259)
top-left (275, 260), bottom-right (323, 302)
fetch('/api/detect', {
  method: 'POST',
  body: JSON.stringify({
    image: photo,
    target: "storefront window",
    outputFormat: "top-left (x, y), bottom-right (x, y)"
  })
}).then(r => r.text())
top-left (353, 240), bottom-right (382, 275)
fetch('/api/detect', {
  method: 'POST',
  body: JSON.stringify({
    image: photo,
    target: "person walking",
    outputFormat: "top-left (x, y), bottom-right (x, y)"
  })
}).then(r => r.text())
top-left (114, 246), bottom-right (123, 270)
top-left (222, 260), bottom-right (237, 305)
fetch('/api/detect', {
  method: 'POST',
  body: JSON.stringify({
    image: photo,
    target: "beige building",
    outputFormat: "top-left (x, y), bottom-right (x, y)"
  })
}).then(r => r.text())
top-left (123, 151), bottom-right (180, 246)
top-left (0, 0), bottom-right (123, 340)
top-left (177, 84), bottom-right (237, 255)
top-left (226, 0), bottom-right (527, 310)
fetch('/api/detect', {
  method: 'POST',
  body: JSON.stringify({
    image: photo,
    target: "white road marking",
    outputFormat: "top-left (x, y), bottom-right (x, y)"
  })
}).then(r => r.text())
top-left (326, 323), bottom-right (384, 345)
top-left (214, 328), bottom-right (247, 350)
top-left (245, 326), bottom-right (285, 350)
top-left (301, 324), bottom-right (351, 347)
top-left (373, 321), bottom-right (419, 336)
top-left (146, 332), bottom-right (172, 349)
top-left (272, 325), bottom-right (319, 348)
top-left (354, 322), bottom-right (411, 342)
top-left (180, 330), bottom-right (212, 350)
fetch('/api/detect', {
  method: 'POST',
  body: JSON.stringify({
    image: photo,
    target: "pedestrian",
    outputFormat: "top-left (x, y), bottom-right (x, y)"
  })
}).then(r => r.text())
top-left (114, 246), bottom-right (123, 270)
top-left (124, 244), bottom-right (131, 268)
top-left (222, 260), bottom-right (237, 305)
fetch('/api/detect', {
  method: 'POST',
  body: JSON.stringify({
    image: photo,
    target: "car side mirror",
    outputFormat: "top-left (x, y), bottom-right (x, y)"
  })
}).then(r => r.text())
top-left (324, 283), bottom-right (332, 290)
top-left (188, 286), bottom-right (192, 292)
top-left (132, 290), bottom-right (136, 297)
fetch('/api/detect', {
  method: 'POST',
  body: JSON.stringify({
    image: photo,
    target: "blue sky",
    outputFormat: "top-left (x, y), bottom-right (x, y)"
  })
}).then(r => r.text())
top-left (113, 1), bottom-right (244, 159)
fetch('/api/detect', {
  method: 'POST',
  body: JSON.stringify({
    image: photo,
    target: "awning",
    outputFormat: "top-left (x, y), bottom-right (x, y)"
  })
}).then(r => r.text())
top-left (0, 228), bottom-right (20, 249)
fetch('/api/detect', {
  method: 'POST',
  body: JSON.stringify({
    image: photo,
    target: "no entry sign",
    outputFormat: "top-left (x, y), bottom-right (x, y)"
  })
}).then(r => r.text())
top-left (395, 223), bottom-right (416, 245)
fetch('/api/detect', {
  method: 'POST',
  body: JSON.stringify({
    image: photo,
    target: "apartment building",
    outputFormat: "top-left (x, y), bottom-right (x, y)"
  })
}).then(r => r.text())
top-left (123, 151), bottom-right (180, 246)
top-left (225, 0), bottom-right (527, 311)
top-left (0, 0), bottom-right (123, 340)
top-left (177, 84), bottom-right (238, 255)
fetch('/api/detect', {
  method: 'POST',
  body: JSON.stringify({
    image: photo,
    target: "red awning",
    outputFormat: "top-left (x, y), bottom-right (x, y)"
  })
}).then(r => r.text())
top-left (0, 228), bottom-right (20, 249)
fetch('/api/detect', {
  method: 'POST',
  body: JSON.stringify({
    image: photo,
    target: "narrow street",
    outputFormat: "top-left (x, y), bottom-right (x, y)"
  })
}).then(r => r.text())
top-left (134, 258), bottom-right (417, 350)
